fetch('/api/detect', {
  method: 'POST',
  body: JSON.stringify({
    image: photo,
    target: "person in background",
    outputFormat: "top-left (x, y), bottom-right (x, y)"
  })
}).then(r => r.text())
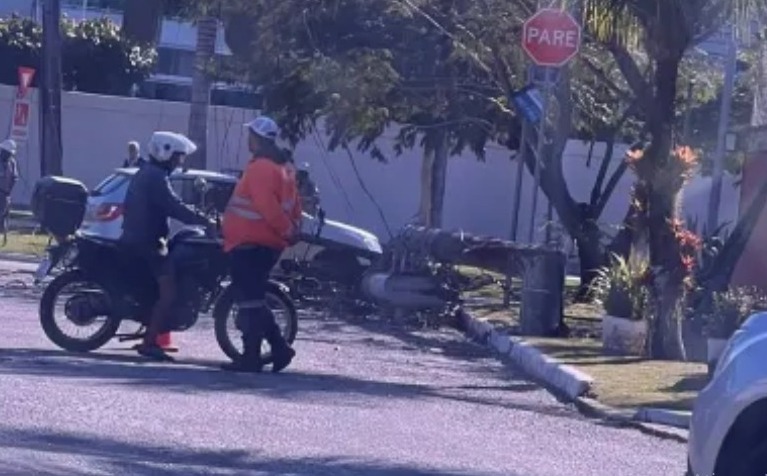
top-left (296, 164), bottom-right (320, 216)
top-left (123, 140), bottom-right (146, 168)
top-left (0, 139), bottom-right (19, 245)
top-left (221, 116), bottom-right (301, 373)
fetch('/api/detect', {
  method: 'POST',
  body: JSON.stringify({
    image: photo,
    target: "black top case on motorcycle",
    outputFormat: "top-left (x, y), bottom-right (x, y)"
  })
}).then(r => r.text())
top-left (31, 176), bottom-right (88, 239)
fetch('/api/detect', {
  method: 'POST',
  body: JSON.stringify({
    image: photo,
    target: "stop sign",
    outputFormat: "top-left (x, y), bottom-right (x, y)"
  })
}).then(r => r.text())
top-left (522, 9), bottom-right (582, 67)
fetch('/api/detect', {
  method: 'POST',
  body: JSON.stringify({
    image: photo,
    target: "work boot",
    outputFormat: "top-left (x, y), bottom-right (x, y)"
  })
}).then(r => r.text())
top-left (263, 321), bottom-right (295, 373)
top-left (220, 358), bottom-right (263, 373)
top-left (221, 335), bottom-right (264, 373)
top-left (136, 342), bottom-right (175, 363)
top-left (270, 343), bottom-right (296, 373)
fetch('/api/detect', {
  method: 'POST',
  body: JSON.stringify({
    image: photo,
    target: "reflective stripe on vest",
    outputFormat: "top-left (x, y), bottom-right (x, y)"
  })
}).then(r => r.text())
top-left (226, 195), bottom-right (294, 222)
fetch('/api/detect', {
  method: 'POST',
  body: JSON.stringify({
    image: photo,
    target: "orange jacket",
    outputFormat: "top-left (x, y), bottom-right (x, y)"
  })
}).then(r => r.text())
top-left (222, 157), bottom-right (302, 252)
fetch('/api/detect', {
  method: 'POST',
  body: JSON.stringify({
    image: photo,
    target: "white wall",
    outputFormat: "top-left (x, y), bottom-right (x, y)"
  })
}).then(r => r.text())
top-left (0, 84), bottom-right (741, 243)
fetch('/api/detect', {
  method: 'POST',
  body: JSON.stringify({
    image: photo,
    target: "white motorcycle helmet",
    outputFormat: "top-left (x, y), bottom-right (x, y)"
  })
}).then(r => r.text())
top-left (147, 131), bottom-right (197, 162)
top-left (0, 139), bottom-right (17, 155)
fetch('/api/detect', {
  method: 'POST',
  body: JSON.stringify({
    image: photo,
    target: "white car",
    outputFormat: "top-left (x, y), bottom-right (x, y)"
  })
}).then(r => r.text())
top-left (687, 312), bottom-right (767, 476)
top-left (79, 167), bottom-right (383, 266)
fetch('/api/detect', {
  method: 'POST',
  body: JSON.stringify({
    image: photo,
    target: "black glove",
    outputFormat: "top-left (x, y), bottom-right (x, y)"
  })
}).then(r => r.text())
top-left (204, 219), bottom-right (218, 238)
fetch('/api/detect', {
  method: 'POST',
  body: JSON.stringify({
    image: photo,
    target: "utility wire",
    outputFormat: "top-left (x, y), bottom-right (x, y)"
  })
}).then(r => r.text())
top-left (342, 144), bottom-right (394, 240)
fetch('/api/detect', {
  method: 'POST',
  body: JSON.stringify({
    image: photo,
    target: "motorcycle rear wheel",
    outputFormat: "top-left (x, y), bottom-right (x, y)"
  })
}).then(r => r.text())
top-left (39, 269), bottom-right (122, 353)
top-left (213, 283), bottom-right (298, 364)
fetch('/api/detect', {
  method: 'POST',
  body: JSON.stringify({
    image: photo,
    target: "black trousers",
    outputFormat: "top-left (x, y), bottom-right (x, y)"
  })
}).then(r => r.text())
top-left (229, 246), bottom-right (285, 355)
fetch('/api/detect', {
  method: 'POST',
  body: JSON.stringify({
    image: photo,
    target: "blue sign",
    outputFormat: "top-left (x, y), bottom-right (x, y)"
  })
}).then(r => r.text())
top-left (511, 85), bottom-right (544, 124)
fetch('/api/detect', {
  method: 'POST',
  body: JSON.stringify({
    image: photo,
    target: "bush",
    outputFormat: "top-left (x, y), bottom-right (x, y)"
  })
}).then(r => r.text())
top-left (701, 286), bottom-right (767, 339)
top-left (592, 254), bottom-right (649, 320)
top-left (0, 15), bottom-right (156, 96)
top-left (0, 15), bottom-right (42, 87)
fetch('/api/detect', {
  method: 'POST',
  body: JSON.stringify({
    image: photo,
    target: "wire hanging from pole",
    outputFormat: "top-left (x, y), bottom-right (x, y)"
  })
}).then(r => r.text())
top-left (342, 144), bottom-right (393, 240)
top-left (308, 124), bottom-right (355, 216)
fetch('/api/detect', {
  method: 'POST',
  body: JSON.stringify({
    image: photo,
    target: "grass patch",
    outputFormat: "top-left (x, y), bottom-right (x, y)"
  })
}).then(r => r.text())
top-left (464, 274), bottom-right (706, 412)
top-left (1, 231), bottom-right (50, 257)
top-left (464, 275), bottom-right (602, 339)
top-left (526, 337), bottom-right (706, 411)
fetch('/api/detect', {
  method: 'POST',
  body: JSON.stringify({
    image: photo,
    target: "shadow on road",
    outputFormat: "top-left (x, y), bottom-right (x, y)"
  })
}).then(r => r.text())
top-left (0, 427), bottom-right (513, 476)
top-left (318, 315), bottom-right (490, 361)
top-left (0, 347), bottom-right (580, 422)
top-left (308, 315), bottom-right (550, 391)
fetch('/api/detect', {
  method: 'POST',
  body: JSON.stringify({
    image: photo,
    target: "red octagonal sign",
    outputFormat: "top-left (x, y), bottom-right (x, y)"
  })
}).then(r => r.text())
top-left (523, 9), bottom-right (582, 67)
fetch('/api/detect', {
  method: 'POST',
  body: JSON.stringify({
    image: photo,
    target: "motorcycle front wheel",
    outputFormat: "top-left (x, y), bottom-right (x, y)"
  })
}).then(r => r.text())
top-left (213, 282), bottom-right (298, 364)
top-left (39, 269), bottom-right (122, 353)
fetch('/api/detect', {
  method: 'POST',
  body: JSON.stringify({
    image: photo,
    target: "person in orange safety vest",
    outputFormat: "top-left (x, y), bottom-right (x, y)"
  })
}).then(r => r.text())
top-left (221, 116), bottom-right (301, 373)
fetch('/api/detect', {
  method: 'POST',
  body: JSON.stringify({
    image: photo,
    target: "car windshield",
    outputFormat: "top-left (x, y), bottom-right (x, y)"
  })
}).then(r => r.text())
top-left (90, 172), bottom-right (131, 198)
top-left (89, 170), bottom-right (234, 211)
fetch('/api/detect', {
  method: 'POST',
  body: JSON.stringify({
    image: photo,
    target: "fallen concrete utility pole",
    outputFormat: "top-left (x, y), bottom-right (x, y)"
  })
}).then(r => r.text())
top-left (361, 225), bottom-right (566, 336)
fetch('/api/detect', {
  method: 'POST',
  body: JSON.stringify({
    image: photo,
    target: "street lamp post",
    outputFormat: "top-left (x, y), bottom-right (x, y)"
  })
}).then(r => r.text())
top-left (706, 29), bottom-right (738, 233)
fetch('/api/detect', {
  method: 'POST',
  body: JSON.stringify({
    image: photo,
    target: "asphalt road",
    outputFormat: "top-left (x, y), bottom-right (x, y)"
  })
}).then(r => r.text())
top-left (0, 259), bottom-right (687, 475)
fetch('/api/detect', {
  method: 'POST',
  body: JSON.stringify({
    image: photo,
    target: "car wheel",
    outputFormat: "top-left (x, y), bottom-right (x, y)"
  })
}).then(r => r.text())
top-left (717, 435), bottom-right (767, 476)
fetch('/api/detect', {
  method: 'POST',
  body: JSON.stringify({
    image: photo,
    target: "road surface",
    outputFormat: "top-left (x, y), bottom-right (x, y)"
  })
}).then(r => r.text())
top-left (0, 260), bottom-right (687, 475)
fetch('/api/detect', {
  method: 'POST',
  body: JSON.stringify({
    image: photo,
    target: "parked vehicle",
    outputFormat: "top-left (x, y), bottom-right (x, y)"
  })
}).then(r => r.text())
top-left (687, 311), bottom-right (767, 476)
top-left (32, 175), bottom-right (297, 362)
top-left (80, 167), bottom-right (384, 305)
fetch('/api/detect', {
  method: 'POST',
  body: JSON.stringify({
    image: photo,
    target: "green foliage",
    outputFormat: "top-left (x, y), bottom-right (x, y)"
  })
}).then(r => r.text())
top-left (592, 254), bottom-right (650, 320)
top-left (701, 286), bottom-right (767, 339)
top-left (213, 0), bottom-right (524, 157)
top-left (62, 17), bottom-right (156, 95)
top-left (0, 15), bottom-right (42, 87)
top-left (0, 15), bottom-right (156, 95)
top-left (684, 51), bottom-right (756, 175)
top-left (211, 0), bottom-right (726, 161)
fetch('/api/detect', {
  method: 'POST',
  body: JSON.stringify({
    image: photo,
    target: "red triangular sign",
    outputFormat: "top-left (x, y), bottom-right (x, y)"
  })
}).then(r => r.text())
top-left (17, 67), bottom-right (36, 98)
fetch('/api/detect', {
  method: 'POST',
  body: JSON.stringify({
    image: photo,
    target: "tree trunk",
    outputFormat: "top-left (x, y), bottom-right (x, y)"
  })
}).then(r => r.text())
top-left (418, 147), bottom-right (435, 227)
top-left (647, 188), bottom-right (686, 360)
top-left (122, 0), bottom-right (164, 45)
top-left (574, 204), bottom-right (605, 301)
top-left (186, 16), bottom-right (217, 170)
top-left (430, 130), bottom-right (449, 229)
top-left (645, 55), bottom-right (687, 361)
top-left (752, 32), bottom-right (767, 127)
top-left (417, 129), bottom-right (449, 228)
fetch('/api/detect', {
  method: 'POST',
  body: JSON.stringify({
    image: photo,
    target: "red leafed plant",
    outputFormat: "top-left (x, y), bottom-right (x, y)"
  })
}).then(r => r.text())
top-left (671, 219), bottom-right (703, 276)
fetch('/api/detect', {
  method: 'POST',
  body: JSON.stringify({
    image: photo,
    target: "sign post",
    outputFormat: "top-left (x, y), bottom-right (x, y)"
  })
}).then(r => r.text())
top-left (9, 67), bottom-right (36, 143)
top-left (514, 8), bottom-right (581, 244)
top-left (509, 72), bottom-right (539, 242)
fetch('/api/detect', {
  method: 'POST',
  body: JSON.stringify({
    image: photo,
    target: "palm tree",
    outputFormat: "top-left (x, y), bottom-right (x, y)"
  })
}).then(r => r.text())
top-left (580, 0), bottom-right (766, 359)
top-left (187, 15), bottom-right (218, 170)
top-left (122, 0), bottom-right (218, 169)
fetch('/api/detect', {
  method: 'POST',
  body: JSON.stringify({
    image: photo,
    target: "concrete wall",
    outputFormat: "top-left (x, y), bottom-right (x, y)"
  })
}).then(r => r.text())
top-left (733, 127), bottom-right (767, 290)
top-left (0, 84), bottom-right (742, 244)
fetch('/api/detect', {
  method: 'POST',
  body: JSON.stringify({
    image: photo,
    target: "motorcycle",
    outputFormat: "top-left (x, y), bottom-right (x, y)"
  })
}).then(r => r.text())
top-left (274, 207), bottom-right (381, 313)
top-left (35, 177), bottom-right (298, 363)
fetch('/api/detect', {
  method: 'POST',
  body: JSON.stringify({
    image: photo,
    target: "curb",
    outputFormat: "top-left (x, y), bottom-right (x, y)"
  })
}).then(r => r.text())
top-left (574, 397), bottom-right (689, 443)
top-left (0, 252), bottom-right (40, 264)
top-left (634, 407), bottom-right (691, 429)
top-left (458, 310), bottom-right (592, 400)
top-left (457, 310), bottom-right (690, 442)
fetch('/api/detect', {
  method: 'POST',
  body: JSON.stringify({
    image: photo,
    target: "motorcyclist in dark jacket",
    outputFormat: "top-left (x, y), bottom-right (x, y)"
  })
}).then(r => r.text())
top-left (120, 131), bottom-right (212, 362)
